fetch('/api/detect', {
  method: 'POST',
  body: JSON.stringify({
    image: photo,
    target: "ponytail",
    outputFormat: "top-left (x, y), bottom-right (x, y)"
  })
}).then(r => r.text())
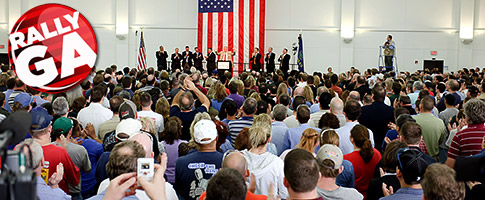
top-left (360, 138), bottom-right (374, 163)
top-left (350, 125), bottom-right (374, 163)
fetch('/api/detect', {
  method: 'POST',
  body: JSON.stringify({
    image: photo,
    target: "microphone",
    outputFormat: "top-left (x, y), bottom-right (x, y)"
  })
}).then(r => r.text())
top-left (0, 111), bottom-right (32, 147)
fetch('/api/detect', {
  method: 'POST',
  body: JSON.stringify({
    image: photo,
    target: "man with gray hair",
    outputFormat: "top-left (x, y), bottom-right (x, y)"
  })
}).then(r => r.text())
top-left (310, 86), bottom-right (330, 113)
top-left (52, 97), bottom-right (69, 118)
top-left (17, 139), bottom-right (71, 200)
top-left (446, 99), bottom-right (485, 168)
top-left (436, 79), bottom-right (462, 112)
top-left (170, 76), bottom-right (210, 141)
top-left (272, 104), bottom-right (289, 155)
top-left (347, 91), bottom-right (362, 106)
top-left (228, 97), bottom-right (257, 146)
top-left (408, 81), bottom-right (423, 107)
top-left (330, 97), bottom-right (346, 127)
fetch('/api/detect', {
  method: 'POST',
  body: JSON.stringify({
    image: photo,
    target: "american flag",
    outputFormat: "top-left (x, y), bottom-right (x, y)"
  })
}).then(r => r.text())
top-left (137, 31), bottom-right (147, 71)
top-left (198, 0), bottom-right (266, 73)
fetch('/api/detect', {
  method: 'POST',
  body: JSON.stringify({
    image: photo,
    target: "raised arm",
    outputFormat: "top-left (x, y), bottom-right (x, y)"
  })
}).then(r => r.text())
top-left (171, 88), bottom-right (184, 107)
top-left (185, 78), bottom-right (210, 110)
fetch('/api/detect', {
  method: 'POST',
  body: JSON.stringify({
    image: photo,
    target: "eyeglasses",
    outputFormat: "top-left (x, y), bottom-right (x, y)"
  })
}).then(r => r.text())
top-left (139, 130), bottom-right (155, 142)
top-left (320, 128), bottom-right (335, 138)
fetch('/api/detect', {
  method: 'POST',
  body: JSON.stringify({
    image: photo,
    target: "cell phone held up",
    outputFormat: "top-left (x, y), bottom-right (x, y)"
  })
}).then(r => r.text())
top-left (137, 158), bottom-right (154, 182)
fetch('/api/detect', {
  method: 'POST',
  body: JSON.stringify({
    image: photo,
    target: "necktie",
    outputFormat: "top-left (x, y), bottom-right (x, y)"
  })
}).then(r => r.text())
top-left (224, 53), bottom-right (227, 61)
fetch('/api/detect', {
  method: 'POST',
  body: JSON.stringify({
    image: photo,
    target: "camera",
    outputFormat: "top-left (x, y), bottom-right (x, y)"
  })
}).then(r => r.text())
top-left (137, 158), bottom-right (154, 182)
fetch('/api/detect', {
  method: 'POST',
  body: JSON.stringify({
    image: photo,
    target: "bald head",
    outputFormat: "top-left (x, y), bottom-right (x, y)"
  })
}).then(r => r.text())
top-left (294, 87), bottom-right (304, 97)
top-left (348, 91), bottom-right (360, 101)
top-left (222, 152), bottom-right (247, 176)
top-left (330, 97), bottom-right (344, 114)
top-left (130, 133), bottom-right (153, 158)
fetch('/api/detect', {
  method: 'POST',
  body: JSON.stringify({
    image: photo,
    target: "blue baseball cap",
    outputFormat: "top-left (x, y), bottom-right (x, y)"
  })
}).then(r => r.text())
top-left (30, 107), bottom-right (53, 130)
top-left (14, 92), bottom-right (33, 108)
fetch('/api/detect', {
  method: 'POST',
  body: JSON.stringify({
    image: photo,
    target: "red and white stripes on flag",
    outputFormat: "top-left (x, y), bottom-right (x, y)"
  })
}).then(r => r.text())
top-left (137, 32), bottom-right (147, 71)
top-left (197, 0), bottom-right (266, 73)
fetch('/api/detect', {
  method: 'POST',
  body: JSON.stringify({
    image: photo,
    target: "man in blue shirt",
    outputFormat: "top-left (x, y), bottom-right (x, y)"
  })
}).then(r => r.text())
top-left (381, 148), bottom-right (429, 200)
top-left (281, 105), bottom-right (321, 153)
top-left (17, 139), bottom-right (71, 200)
top-left (272, 104), bottom-right (289, 155)
top-left (175, 120), bottom-right (223, 200)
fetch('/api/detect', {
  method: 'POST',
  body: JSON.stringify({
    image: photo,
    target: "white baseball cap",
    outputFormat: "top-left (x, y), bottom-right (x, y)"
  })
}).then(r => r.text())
top-left (115, 118), bottom-right (143, 141)
top-left (193, 120), bottom-right (218, 144)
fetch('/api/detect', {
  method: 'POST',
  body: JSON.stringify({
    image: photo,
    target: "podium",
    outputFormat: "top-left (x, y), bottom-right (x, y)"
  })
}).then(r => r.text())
top-left (217, 61), bottom-right (231, 70)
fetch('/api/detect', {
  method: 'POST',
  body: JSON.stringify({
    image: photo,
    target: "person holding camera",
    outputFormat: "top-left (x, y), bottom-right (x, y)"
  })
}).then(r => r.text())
top-left (382, 35), bottom-right (395, 67)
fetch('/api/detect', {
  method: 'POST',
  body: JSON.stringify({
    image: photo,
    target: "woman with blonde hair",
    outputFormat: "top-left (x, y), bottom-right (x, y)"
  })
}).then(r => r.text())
top-left (204, 77), bottom-right (214, 88)
top-left (240, 126), bottom-right (288, 198)
top-left (275, 83), bottom-right (289, 101)
top-left (279, 128), bottom-right (319, 160)
top-left (303, 86), bottom-right (315, 104)
top-left (235, 79), bottom-right (245, 96)
top-left (211, 83), bottom-right (228, 112)
top-left (319, 128), bottom-right (356, 188)
top-left (250, 92), bottom-right (261, 101)
top-left (139, 117), bottom-right (157, 135)
top-left (313, 75), bottom-right (321, 87)
top-left (252, 113), bottom-right (278, 154)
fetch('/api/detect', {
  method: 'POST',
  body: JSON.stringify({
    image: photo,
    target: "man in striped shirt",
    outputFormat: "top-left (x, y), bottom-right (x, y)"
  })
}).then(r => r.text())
top-left (446, 99), bottom-right (485, 168)
top-left (228, 97), bottom-right (257, 146)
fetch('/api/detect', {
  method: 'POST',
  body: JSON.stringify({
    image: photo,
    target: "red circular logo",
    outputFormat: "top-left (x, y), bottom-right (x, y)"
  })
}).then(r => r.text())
top-left (8, 4), bottom-right (97, 93)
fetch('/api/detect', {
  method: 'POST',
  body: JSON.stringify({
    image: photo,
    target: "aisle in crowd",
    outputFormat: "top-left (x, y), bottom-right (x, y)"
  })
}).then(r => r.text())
top-left (1, 60), bottom-right (484, 200)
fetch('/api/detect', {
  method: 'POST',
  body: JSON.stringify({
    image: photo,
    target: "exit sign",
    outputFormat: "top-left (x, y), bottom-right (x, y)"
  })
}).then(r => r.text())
top-left (431, 51), bottom-right (437, 56)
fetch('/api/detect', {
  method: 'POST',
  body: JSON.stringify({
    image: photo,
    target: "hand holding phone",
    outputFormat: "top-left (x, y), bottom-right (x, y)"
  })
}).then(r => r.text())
top-left (137, 158), bottom-right (154, 183)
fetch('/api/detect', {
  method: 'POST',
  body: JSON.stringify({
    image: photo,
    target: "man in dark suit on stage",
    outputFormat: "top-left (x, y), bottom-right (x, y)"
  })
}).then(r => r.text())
top-left (279, 48), bottom-right (291, 77)
top-left (182, 45), bottom-right (193, 72)
top-left (250, 47), bottom-right (262, 72)
top-left (171, 48), bottom-right (182, 72)
top-left (265, 47), bottom-right (276, 74)
top-left (205, 48), bottom-right (217, 76)
top-left (193, 47), bottom-right (204, 72)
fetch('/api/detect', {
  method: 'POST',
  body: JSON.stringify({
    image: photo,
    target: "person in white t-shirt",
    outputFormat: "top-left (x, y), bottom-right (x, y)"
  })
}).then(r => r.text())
top-left (138, 92), bottom-right (164, 133)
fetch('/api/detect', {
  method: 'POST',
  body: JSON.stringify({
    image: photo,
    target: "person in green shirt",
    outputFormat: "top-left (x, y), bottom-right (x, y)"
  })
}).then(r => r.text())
top-left (412, 96), bottom-right (446, 161)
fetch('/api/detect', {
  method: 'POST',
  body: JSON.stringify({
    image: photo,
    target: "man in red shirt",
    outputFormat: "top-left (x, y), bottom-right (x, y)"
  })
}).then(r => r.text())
top-left (330, 74), bottom-right (343, 97)
top-left (30, 107), bottom-right (80, 194)
top-left (446, 99), bottom-right (485, 168)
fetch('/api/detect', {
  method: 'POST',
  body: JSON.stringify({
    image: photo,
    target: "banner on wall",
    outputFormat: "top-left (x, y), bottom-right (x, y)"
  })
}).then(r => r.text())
top-left (197, 0), bottom-right (266, 73)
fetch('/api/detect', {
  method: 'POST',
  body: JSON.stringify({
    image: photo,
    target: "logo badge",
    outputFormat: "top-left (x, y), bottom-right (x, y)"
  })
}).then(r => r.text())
top-left (8, 4), bottom-right (97, 93)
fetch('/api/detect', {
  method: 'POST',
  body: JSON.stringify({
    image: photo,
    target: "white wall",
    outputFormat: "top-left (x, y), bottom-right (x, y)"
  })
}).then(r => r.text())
top-left (1, 0), bottom-right (484, 74)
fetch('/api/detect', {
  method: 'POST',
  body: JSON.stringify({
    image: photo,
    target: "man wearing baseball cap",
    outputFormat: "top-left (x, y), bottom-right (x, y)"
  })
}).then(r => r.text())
top-left (380, 148), bottom-right (429, 200)
top-left (52, 117), bottom-right (92, 199)
top-left (29, 107), bottom-right (80, 195)
top-left (12, 92), bottom-right (33, 112)
top-left (316, 144), bottom-right (363, 200)
top-left (95, 118), bottom-right (143, 185)
top-left (174, 119), bottom-right (223, 200)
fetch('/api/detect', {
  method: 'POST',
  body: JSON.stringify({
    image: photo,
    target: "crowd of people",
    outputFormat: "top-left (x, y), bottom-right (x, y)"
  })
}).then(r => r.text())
top-left (0, 60), bottom-right (484, 200)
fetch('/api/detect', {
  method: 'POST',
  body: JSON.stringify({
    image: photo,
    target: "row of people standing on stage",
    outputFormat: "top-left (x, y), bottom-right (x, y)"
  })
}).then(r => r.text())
top-left (156, 45), bottom-right (292, 75)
